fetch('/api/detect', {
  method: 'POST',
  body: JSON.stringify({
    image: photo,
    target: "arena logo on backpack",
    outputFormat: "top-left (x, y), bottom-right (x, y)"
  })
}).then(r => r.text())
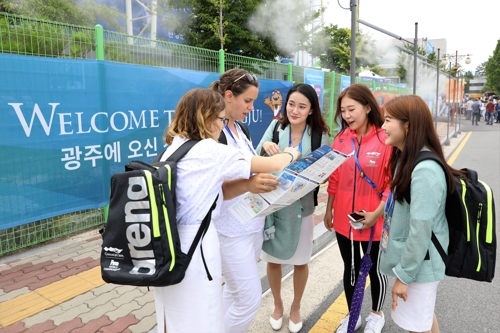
top-left (100, 140), bottom-right (217, 287)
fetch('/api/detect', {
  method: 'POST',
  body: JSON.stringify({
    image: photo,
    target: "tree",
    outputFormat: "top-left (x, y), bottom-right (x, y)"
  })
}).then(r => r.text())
top-left (462, 70), bottom-right (474, 93)
top-left (0, 0), bottom-right (123, 31)
top-left (396, 43), bottom-right (438, 82)
top-left (475, 62), bottom-right (486, 77)
top-left (161, 0), bottom-right (323, 60)
top-left (485, 39), bottom-right (500, 94)
top-left (307, 24), bottom-right (382, 75)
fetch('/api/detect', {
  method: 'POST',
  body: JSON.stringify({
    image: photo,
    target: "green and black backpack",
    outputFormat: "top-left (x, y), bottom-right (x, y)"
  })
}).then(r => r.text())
top-left (404, 151), bottom-right (496, 282)
top-left (100, 140), bottom-right (216, 287)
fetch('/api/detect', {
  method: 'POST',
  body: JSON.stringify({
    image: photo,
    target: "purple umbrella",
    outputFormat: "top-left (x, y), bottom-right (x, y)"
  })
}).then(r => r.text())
top-left (347, 227), bottom-right (375, 333)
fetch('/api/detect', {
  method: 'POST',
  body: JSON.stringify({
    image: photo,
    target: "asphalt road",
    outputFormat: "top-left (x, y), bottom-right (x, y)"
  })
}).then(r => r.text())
top-left (250, 121), bottom-right (500, 333)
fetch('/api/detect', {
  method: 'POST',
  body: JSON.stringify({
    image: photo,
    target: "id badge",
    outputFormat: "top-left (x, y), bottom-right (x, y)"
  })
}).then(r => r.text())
top-left (380, 216), bottom-right (391, 254)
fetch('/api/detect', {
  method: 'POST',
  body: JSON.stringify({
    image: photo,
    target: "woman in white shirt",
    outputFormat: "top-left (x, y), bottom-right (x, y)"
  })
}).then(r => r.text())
top-left (153, 88), bottom-right (299, 333)
top-left (210, 69), bottom-right (276, 333)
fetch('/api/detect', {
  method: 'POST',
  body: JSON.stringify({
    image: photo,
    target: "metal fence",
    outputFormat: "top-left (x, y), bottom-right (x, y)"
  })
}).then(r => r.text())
top-left (0, 13), bottom-right (95, 59)
top-left (0, 12), bottom-right (411, 255)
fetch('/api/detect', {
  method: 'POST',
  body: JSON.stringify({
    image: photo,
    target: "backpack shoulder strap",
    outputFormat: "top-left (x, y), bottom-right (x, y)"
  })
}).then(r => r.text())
top-left (311, 129), bottom-right (322, 206)
top-left (218, 122), bottom-right (250, 145)
top-left (161, 140), bottom-right (199, 162)
top-left (311, 129), bottom-right (321, 151)
top-left (403, 151), bottom-right (444, 204)
top-left (403, 150), bottom-right (447, 261)
top-left (236, 121), bottom-right (251, 141)
top-left (272, 120), bottom-right (280, 144)
top-left (218, 131), bottom-right (228, 145)
top-left (186, 194), bottom-right (219, 282)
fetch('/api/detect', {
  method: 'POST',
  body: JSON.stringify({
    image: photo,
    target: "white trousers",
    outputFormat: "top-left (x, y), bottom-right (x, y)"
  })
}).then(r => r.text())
top-left (219, 229), bottom-right (263, 333)
top-left (153, 223), bottom-right (223, 333)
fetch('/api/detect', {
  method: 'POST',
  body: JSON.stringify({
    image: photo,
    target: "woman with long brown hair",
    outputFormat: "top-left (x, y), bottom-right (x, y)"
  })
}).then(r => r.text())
top-left (380, 95), bottom-right (465, 333)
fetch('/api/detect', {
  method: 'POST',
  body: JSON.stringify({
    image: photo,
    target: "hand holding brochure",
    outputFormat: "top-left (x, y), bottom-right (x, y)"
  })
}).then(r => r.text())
top-left (229, 145), bottom-right (353, 224)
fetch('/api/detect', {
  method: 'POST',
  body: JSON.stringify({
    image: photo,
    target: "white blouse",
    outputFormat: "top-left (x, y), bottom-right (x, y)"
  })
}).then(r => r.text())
top-left (162, 136), bottom-right (252, 226)
top-left (214, 125), bottom-right (265, 237)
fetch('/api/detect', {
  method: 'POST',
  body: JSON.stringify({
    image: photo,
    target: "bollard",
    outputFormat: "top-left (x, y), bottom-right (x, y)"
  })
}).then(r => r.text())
top-left (444, 105), bottom-right (450, 146)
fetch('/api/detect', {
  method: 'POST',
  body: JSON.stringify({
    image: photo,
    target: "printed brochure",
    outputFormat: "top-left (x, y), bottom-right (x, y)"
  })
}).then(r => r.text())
top-left (229, 145), bottom-right (353, 224)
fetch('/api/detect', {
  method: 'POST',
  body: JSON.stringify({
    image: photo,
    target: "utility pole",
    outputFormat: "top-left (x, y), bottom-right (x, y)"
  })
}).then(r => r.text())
top-left (219, 0), bottom-right (223, 50)
top-left (350, 0), bottom-right (357, 85)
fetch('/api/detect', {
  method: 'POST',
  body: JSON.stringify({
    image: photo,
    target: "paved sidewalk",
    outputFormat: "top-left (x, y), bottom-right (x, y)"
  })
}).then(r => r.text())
top-left (0, 121), bottom-right (462, 332)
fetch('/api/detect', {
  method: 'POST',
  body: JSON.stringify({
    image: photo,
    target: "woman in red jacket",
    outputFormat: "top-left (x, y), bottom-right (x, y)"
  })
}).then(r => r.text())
top-left (324, 84), bottom-right (391, 333)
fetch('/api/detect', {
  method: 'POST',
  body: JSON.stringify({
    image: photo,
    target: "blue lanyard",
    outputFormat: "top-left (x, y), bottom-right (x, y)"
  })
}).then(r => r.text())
top-left (384, 191), bottom-right (395, 219)
top-left (288, 126), bottom-right (307, 152)
top-left (224, 124), bottom-right (256, 155)
top-left (351, 138), bottom-right (382, 198)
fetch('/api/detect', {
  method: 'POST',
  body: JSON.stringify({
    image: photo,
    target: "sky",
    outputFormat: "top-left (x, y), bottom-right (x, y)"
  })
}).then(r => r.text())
top-left (323, 0), bottom-right (499, 73)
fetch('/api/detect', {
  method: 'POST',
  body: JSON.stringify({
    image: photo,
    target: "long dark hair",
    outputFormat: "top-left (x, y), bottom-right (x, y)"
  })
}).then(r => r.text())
top-left (334, 84), bottom-right (384, 138)
top-left (279, 83), bottom-right (330, 135)
top-left (384, 95), bottom-right (465, 202)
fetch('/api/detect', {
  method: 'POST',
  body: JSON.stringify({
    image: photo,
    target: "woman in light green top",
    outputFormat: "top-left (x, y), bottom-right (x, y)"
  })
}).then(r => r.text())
top-left (380, 95), bottom-right (466, 333)
top-left (256, 84), bottom-right (329, 333)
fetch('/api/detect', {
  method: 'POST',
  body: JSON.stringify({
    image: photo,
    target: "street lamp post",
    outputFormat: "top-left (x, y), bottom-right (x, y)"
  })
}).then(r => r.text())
top-left (457, 71), bottom-right (462, 135)
top-left (441, 51), bottom-right (472, 136)
top-left (435, 48), bottom-right (440, 129)
top-left (452, 72), bottom-right (458, 139)
top-left (444, 61), bottom-right (451, 146)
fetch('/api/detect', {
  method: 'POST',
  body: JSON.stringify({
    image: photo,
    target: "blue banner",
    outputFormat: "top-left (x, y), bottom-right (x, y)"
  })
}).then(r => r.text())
top-left (426, 40), bottom-right (434, 54)
top-left (0, 54), bottom-right (292, 229)
top-left (340, 75), bottom-right (351, 92)
top-left (304, 68), bottom-right (325, 109)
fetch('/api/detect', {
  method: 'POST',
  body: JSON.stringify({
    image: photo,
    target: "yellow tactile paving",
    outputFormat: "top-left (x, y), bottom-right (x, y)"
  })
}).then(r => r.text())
top-left (37, 275), bottom-right (96, 304)
top-left (78, 266), bottom-right (106, 286)
top-left (0, 266), bottom-right (104, 327)
top-left (0, 292), bottom-right (55, 327)
top-left (309, 278), bottom-right (370, 332)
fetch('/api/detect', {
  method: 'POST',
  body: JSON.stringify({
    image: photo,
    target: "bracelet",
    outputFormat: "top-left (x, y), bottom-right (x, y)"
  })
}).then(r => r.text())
top-left (283, 152), bottom-right (295, 164)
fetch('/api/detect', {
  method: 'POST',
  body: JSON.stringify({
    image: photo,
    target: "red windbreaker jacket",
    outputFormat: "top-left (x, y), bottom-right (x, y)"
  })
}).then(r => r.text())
top-left (327, 125), bottom-right (392, 241)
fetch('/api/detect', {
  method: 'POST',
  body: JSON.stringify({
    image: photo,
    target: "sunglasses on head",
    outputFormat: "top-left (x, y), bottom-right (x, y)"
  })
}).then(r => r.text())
top-left (226, 72), bottom-right (258, 91)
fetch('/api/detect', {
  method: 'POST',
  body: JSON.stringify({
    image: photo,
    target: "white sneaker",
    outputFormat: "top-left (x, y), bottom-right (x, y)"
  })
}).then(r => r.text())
top-left (364, 312), bottom-right (385, 333)
top-left (336, 314), bottom-right (361, 333)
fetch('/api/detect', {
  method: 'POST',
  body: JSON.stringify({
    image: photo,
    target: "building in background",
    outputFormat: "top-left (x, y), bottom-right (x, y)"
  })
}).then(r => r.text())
top-left (468, 77), bottom-right (487, 97)
top-left (292, 0), bottom-right (324, 67)
top-left (96, 0), bottom-right (187, 44)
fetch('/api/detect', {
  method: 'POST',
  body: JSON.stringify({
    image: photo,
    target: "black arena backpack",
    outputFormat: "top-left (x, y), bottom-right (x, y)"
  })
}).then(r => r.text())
top-left (100, 140), bottom-right (217, 287)
top-left (404, 151), bottom-right (496, 282)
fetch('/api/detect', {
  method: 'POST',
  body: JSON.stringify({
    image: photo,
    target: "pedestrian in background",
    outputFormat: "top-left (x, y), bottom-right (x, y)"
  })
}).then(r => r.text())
top-left (257, 83), bottom-right (330, 333)
top-left (379, 94), bottom-right (466, 333)
top-left (486, 99), bottom-right (495, 125)
top-left (465, 98), bottom-right (474, 120)
top-left (496, 100), bottom-right (500, 123)
top-left (479, 99), bottom-right (486, 121)
top-left (324, 84), bottom-right (391, 333)
top-left (209, 69), bottom-right (275, 333)
top-left (471, 98), bottom-right (481, 126)
top-left (153, 88), bottom-right (299, 333)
